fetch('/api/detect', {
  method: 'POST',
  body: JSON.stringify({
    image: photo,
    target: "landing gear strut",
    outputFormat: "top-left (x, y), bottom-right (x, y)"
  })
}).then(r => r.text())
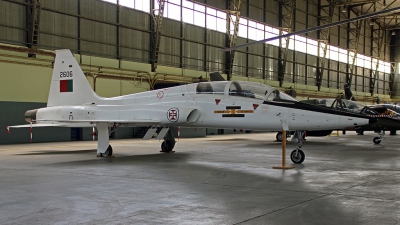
top-left (161, 129), bottom-right (176, 153)
top-left (290, 131), bottom-right (306, 164)
top-left (373, 130), bottom-right (385, 144)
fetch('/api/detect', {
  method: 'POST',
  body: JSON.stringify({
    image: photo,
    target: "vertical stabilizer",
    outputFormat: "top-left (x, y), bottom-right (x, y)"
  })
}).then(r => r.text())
top-left (47, 49), bottom-right (100, 106)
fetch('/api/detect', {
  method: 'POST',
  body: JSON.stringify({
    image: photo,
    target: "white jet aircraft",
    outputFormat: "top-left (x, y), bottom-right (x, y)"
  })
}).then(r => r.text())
top-left (8, 50), bottom-right (376, 164)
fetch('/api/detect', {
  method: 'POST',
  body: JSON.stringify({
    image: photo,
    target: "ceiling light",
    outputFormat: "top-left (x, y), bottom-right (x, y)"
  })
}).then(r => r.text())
top-left (342, 6), bottom-right (347, 13)
top-left (392, 31), bottom-right (396, 35)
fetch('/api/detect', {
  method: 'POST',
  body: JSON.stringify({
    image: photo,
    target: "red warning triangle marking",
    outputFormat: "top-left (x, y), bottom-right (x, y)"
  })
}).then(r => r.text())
top-left (215, 99), bottom-right (221, 105)
top-left (253, 104), bottom-right (259, 110)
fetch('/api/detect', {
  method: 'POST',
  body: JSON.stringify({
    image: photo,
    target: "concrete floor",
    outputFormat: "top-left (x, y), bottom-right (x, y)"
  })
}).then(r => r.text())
top-left (0, 131), bottom-right (399, 225)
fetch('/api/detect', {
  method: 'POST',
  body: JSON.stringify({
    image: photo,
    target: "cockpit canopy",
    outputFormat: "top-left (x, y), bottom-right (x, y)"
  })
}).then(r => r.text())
top-left (310, 98), bottom-right (380, 115)
top-left (369, 104), bottom-right (400, 115)
top-left (195, 81), bottom-right (297, 102)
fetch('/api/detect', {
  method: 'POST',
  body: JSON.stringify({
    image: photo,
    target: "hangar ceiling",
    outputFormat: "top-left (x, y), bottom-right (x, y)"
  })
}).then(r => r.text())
top-left (328, 0), bottom-right (400, 29)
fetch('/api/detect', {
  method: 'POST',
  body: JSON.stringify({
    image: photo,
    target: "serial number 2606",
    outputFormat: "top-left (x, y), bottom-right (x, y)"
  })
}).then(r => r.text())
top-left (60, 71), bottom-right (73, 77)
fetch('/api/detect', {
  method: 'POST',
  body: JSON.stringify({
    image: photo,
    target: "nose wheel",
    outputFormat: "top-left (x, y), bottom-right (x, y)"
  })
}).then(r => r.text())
top-left (290, 149), bottom-right (305, 164)
top-left (290, 131), bottom-right (306, 164)
top-left (373, 131), bottom-right (385, 144)
top-left (373, 137), bottom-right (381, 144)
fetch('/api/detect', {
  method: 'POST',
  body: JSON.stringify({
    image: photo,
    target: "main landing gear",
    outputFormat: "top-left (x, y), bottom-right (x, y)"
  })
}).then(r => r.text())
top-left (290, 131), bottom-right (306, 164)
top-left (100, 145), bottom-right (113, 157)
top-left (276, 131), bottom-right (292, 142)
top-left (373, 130), bottom-right (385, 144)
top-left (160, 129), bottom-right (176, 153)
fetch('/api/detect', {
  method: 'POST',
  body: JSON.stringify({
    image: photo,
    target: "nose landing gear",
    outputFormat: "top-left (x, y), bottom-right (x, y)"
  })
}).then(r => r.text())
top-left (373, 130), bottom-right (385, 144)
top-left (290, 131), bottom-right (306, 164)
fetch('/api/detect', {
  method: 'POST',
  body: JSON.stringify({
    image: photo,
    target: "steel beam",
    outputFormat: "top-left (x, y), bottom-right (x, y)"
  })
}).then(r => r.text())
top-left (224, 6), bottom-right (400, 51)
top-left (344, 3), bottom-right (377, 89)
top-left (26, 0), bottom-right (41, 57)
top-left (151, 0), bottom-right (166, 72)
top-left (277, 0), bottom-right (295, 87)
top-left (225, 0), bottom-right (242, 81)
top-left (345, 13), bottom-right (363, 87)
top-left (316, 0), bottom-right (339, 90)
top-left (389, 31), bottom-right (396, 98)
top-left (369, 26), bottom-right (386, 95)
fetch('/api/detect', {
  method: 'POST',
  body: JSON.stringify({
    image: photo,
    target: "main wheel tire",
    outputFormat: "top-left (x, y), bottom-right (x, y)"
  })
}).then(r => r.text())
top-left (101, 145), bottom-right (113, 157)
top-left (161, 140), bottom-right (173, 152)
top-left (373, 137), bottom-right (381, 144)
top-left (356, 130), bottom-right (364, 135)
top-left (276, 132), bottom-right (283, 142)
top-left (290, 149), bottom-right (305, 164)
top-left (390, 130), bottom-right (397, 135)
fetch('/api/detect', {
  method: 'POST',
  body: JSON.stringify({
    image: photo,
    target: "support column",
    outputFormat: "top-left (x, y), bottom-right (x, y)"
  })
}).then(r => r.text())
top-left (369, 16), bottom-right (386, 95)
top-left (277, 0), bottom-right (295, 87)
top-left (150, 0), bottom-right (166, 72)
top-left (345, 8), bottom-right (363, 87)
top-left (26, 0), bottom-right (41, 57)
top-left (225, 0), bottom-right (242, 81)
top-left (316, 0), bottom-right (338, 90)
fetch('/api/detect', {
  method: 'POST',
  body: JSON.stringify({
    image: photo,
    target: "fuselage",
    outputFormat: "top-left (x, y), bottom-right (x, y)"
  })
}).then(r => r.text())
top-left (31, 81), bottom-right (373, 131)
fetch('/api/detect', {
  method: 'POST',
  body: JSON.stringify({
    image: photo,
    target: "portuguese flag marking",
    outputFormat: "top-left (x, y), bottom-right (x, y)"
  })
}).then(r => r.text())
top-left (60, 79), bottom-right (73, 92)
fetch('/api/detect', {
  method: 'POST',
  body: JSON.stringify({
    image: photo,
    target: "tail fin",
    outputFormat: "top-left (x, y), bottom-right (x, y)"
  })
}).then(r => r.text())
top-left (209, 72), bottom-right (226, 81)
top-left (47, 49), bottom-right (100, 107)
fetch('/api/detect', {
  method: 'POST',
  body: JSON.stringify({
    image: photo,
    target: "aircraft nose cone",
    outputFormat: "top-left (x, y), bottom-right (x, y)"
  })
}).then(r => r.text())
top-left (369, 118), bottom-right (378, 124)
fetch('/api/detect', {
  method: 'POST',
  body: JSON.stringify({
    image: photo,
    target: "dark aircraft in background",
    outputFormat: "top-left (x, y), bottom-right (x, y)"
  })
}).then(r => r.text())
top-left (343, 83), bottom-right (400, 139)
top-left (300, 98), bottom-right (400, 144)
top-left (290, 84), bottom-right (400, 144)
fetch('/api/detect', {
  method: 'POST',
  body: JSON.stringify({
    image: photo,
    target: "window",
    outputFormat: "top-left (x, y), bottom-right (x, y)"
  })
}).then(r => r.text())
top-left (119, 0), bottom-right (150, 12)
top-left (266, 89), bottom-right (297, 103)
top-left (166, 2), bottom-right (181, 21)
top-left (146, 0), bottom-right (392, 74)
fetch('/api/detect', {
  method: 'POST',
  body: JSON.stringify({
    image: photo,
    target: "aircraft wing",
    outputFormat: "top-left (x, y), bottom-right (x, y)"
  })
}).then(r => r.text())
top-left (8, 123), bottom-right (72, 128)
top-left (8, 119), bottom-right (162, 130)
top-left (34, 119), bottom-right (161, 123)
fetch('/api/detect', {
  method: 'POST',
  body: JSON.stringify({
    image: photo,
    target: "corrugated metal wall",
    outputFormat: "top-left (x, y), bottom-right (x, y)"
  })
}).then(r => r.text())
top-left (0, 0), bottom-right (393, 96)
top-left (0, 1), bottom-right (26, 46)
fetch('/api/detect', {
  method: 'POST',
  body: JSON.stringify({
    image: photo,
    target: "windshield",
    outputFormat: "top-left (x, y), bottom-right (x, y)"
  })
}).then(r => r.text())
top-left (228, 81), bottom-right (271, 101)
top-left (265, 88), bottom-right (297, 102)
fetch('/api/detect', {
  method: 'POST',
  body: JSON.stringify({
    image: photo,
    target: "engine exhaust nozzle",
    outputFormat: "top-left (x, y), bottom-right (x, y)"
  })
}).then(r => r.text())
top-left (24, 109), bottom-right (38, 123)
